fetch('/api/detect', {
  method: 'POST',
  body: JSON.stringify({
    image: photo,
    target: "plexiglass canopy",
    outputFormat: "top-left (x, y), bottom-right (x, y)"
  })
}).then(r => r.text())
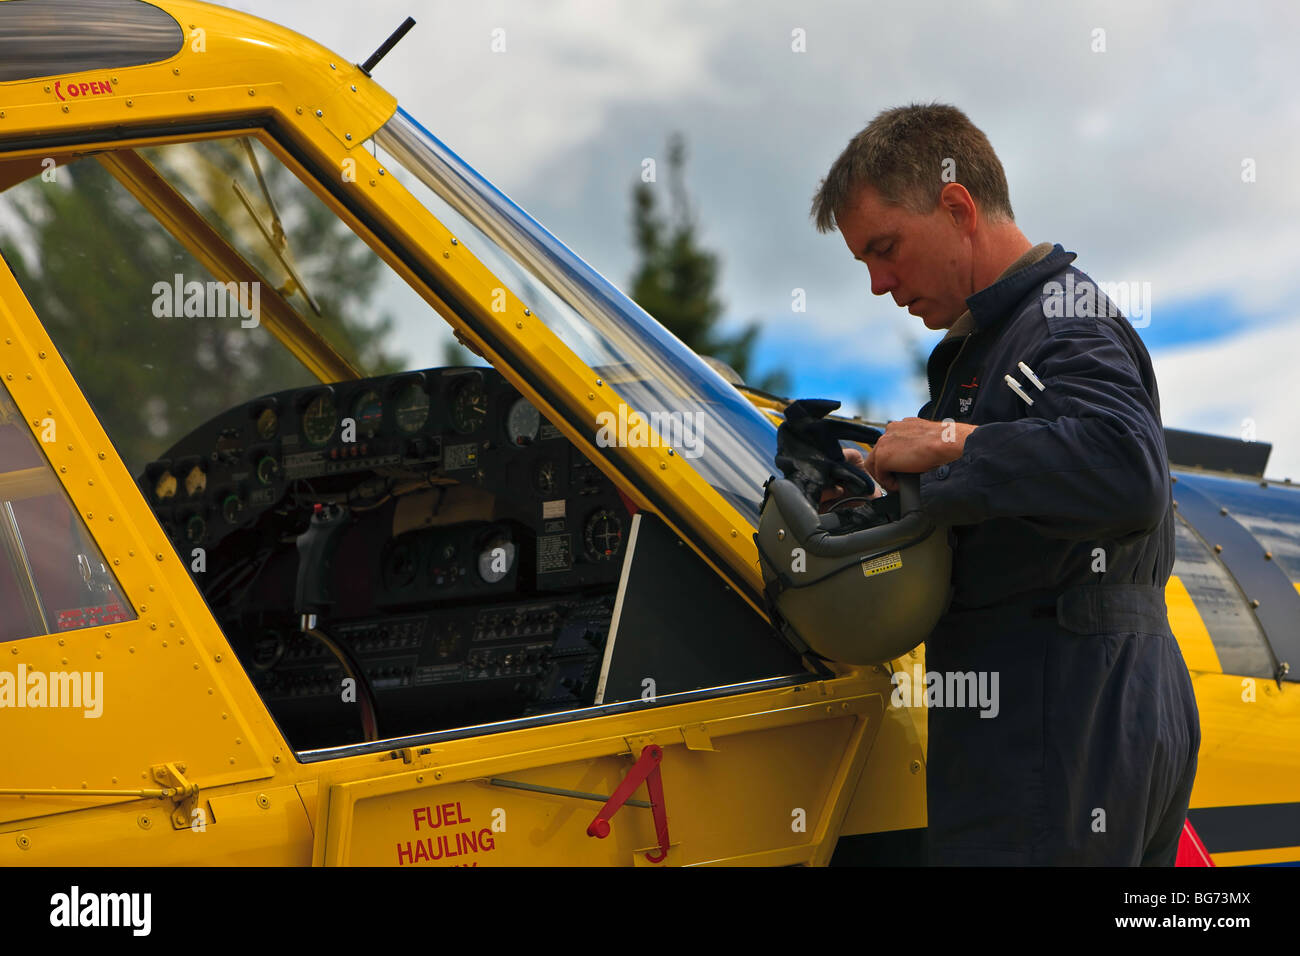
top-left (375, 108), bottom-right (779, 525)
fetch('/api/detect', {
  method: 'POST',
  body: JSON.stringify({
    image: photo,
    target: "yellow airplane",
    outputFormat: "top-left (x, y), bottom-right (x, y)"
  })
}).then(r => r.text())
top-left (0, 0), bottom-right (1295, 867)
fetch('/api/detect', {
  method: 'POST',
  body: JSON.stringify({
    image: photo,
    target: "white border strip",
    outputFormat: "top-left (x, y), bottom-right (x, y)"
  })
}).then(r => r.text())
top-left (593, 511), bottom-right (641, 705)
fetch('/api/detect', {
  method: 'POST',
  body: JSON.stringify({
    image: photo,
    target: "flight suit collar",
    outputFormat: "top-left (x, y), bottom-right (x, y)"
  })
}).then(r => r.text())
top-left (924, 243), bottom-right (1071, 411)
top-left (938, 242), bottom-right (1072, 343)
top-left (968, 242), bottom-right (1076, 332)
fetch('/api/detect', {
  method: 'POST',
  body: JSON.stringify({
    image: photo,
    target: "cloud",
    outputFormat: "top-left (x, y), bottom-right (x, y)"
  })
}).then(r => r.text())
top-left (1152, 318), bottom-right (1300, 481)
top-left (234, 1), bottom-right (1294, 434)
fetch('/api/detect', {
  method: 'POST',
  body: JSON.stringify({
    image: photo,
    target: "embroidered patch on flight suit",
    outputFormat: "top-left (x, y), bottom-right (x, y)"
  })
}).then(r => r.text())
top-left (957, 374), bottom-right (979, 416)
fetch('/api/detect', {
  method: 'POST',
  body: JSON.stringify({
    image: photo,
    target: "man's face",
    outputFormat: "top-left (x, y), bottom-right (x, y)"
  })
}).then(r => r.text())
top-left (836, 184), bottom-right (974, 330)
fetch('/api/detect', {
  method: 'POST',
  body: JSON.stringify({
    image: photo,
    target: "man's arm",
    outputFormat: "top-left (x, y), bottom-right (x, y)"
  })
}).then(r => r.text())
top-left (912, 319), bottom-right (1169, 541)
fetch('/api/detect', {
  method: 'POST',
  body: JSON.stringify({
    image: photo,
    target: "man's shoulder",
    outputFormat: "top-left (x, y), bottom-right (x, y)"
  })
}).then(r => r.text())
top-left (1006, 262), bottom-right (1147, 345)
top-left (993, 261), bottom-right (1157, 386)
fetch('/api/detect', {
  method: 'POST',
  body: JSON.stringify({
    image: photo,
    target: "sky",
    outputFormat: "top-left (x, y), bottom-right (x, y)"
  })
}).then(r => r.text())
top-left (229, 0), bottom-right (1300, 480)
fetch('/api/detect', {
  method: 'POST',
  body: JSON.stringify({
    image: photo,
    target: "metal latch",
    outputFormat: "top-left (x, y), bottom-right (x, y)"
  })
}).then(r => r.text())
top-left (587, 745), bottom-right (670, 864)
top-left (151, 762), bottom-right (200, 830)
top-left (1, 761), bottom-right (200, 830)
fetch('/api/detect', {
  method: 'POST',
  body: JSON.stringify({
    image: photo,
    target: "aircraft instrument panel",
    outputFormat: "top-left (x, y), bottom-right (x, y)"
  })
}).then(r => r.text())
top-left (138, 367), bottom-right (630, 749)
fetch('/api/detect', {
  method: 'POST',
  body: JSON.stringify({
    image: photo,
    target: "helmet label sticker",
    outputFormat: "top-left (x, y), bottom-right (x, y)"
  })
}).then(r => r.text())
top-left (861, 551), bottom-right (902, 577)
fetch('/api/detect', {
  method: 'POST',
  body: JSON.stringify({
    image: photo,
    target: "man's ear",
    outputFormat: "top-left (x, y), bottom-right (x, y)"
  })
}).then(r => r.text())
top-left (939, 182), bottom-right (978, 233)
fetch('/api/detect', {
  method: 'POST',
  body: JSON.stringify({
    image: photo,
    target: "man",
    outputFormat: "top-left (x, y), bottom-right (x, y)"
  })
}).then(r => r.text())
top-left (810, 103), bottom-right (1200, 865)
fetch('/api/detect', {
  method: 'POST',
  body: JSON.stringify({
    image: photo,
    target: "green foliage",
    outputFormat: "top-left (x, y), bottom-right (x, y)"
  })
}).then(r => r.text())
top-left (629, 133), bottom-right (790, 396)
top-left (0, 140), bottom-right (403, 472)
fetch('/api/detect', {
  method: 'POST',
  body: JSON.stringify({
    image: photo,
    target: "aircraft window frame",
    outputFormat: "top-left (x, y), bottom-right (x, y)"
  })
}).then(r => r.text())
top-left (0, 121), bottom-right (794, 757)
top-left (295, 674), bottom-right (815, 764)
top-left (0, 384), bottom-right (135, 642)
top-left (247, 120), bottom-right (772, 614)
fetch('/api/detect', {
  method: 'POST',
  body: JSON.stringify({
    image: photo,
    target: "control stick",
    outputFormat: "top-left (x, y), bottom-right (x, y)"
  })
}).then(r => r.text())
top-left (294, 502), bottom-right (350, 630)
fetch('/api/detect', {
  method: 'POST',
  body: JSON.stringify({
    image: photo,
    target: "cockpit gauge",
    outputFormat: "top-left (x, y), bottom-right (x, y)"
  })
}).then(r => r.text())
top-left (393, 381), bottom-right (430, 433)
top-left (302, 392), bottom-right (336, 446)
top-left (251, 632), bottom-right (285, 671)
top-left (154, 471), bottom-right (178, 501)
top-left (477, 536), bottom-right (516, 583)
top-left (505, 397), bottom-right (541, 446)
top-left (256, 456), bottom-right (279, 486)
top-left (584, 509), bottom-right (624, 561)
top-left (351, 389), bottom-right (383, 439)
top-left (449, 376), bottom-right (487, 433)
top-left (533, 459), bottom-right (558, 495)
top-left (256, 406), bottom-right (278, 440)
top-left (222, 493), bottom-right (244, 525)
top-left (184, 514), bottom-right (206, 544)
top-left (184, 465), bottom-right (207, 497)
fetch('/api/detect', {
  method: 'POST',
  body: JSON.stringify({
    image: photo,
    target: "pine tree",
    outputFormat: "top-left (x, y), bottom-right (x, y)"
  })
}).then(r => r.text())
top-left (629, 133), bottom-right (789, 395)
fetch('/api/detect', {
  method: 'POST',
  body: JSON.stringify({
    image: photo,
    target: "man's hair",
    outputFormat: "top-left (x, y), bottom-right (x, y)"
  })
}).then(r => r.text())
top-left (811, 103), bottom-right (1014, 233)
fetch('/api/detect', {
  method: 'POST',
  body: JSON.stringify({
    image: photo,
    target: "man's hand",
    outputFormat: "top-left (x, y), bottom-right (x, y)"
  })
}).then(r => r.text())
top-left (818, 446), bottom-right (881, 511)
top-left (865, 418), bottom-right (976, 492)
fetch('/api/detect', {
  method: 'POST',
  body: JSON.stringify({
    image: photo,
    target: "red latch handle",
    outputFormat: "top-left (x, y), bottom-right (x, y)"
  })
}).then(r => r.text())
top-left (587, 744), bottom-right (670, 863)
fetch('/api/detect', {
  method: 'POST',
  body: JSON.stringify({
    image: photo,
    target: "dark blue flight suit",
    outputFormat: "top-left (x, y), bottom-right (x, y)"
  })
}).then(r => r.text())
top-left (915, 243), bottom-right (1201, 865)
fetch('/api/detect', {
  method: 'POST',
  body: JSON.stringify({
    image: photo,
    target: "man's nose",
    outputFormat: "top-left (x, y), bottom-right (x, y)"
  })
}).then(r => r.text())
top-left (869, 268), bottom-right (896, 297)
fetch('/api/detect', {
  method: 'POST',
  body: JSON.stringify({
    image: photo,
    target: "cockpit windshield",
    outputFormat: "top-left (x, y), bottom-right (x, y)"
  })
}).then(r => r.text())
top-left (374, 108), bottom-right (778, 524)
